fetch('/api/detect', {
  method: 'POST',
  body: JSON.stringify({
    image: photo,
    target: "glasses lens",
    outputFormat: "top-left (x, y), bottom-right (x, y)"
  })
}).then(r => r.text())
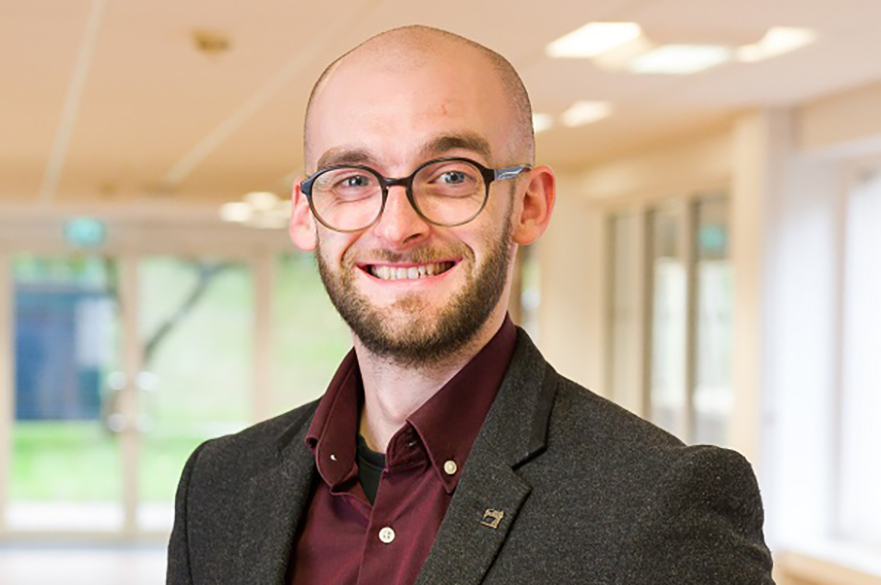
top-left (310, 167), bottom-right (383, 231)
top-left (412, 160), bottom-right (487, 226)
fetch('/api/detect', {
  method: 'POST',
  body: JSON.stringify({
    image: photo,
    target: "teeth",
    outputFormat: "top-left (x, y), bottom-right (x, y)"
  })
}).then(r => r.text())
top-left (369, 262), bottom-right (452, 281)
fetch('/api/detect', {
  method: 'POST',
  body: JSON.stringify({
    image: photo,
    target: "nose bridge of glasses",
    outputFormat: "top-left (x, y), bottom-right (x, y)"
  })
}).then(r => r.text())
top-left (379, 174), bottom-right (419, 209)
top-left (376, 174), bottom-right (427, 226)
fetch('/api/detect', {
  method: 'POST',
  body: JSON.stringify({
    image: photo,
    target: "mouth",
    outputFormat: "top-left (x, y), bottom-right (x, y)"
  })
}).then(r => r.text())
top-left (361, 260), bottom-right (458, 281)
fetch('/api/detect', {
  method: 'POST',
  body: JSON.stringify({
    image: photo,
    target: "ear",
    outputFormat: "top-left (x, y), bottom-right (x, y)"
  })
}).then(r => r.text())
top-left (289, 179), bottom-right (318, 251)
top-left (512, 165), bottom-right (555, 246)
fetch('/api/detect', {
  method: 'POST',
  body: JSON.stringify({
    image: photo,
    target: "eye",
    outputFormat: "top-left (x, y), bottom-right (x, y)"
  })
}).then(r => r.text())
top-left (440, 170), bottom-right (467, 185)
top-left (337, 174), bottom-right (372, 189)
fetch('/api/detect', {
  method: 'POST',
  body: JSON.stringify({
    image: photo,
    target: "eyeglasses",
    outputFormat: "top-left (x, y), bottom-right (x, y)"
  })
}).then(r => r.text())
top-left (300, 157), bottom-right (531, 233)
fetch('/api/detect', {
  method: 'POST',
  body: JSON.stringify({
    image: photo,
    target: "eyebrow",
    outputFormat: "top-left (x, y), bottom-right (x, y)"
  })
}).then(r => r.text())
top-left (419, 132), bottom-right (493, 163)
top-left (312, 132), bottom-right (494, 174)
top-left (315, 147), bottom-right (375, 172)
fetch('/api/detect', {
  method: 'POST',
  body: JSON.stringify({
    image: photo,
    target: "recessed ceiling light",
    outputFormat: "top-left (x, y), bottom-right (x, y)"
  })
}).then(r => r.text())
top-left (629, 45), bottom-right (731, 74)
top-left (736, 27), bottom-right (816, 63)
top-left (192, 29), bottom-right (232, 56)
top-left (219, 202), bottom-right (252, 223)
top-left (561, 101), bottom-right (613, 127)
top-left (546, 22), bottom-right (643, 58)
top-left (532, 113), bottom-right (554, 134)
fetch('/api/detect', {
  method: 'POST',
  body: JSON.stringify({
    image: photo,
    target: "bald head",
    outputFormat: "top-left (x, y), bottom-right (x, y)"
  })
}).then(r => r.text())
top-left (303, 25), bottom-right (534, 169)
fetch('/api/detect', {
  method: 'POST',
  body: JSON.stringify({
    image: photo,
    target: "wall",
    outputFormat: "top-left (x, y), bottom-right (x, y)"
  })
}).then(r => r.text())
top-left (797, 80), bottom-right (881, 158)
top-left (535, 172), bottom-right (602, 392)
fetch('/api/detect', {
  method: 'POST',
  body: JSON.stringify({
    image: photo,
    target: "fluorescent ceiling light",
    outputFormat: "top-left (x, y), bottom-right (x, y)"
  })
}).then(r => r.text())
top-left (546, 22), bottom-right (642, 58)
top-left (219, 202), bottom-right (252, 223)
top-left (561, 101), bottom-right (613, 127)
top-left (249, 208), bottom-right (289, 230)
top-left (736, 27), bottom-right (816, 63)
top-left (244, 190), bottom-right (280, 211)
top-left (532, 113), bottom-right (554, 134)
top-left (629, 45), bottom-right (731, 74)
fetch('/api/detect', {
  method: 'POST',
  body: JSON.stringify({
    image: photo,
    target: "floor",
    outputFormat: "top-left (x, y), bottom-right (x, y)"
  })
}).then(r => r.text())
top-left (0, 547), bottom-right (166, 585)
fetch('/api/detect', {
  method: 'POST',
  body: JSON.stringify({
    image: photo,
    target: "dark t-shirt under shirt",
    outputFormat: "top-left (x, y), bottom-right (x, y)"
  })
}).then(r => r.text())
top-left (356, 434), bottom-right (385, 505)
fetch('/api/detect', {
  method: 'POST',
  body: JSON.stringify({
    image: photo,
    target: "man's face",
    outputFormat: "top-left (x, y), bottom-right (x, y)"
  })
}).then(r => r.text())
top-left (302, 46), bottom-right (523, 365)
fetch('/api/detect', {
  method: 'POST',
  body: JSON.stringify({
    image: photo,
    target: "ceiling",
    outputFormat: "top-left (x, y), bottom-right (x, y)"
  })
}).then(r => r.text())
top-left (2, 0), bottom-right (881, 209)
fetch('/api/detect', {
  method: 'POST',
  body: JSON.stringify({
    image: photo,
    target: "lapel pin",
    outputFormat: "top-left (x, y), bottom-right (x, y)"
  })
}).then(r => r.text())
top-left (481, 509), bottom-right (504, 529)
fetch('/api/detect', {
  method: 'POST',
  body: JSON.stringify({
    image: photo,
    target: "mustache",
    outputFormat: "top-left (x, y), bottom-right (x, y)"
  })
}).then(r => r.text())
top-left (347, 245), bottom-right (469, 265)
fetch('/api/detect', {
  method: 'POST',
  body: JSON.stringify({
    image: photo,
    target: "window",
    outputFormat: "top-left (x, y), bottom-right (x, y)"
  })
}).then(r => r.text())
top-left (607, 195), bottom-right (733, 446)
top-left (838, 169), bottom-right (881, 548)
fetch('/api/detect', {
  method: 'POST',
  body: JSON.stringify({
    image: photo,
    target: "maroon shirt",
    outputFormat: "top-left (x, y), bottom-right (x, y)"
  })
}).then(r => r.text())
top-left (288, 317), bottom-right (517, 585)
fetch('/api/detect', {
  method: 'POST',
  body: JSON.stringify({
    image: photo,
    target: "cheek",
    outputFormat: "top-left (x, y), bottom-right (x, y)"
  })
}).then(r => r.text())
top-left (474, 196), bottom-right (514, 248)
top-left (316, 231), bottom-right (357, 268)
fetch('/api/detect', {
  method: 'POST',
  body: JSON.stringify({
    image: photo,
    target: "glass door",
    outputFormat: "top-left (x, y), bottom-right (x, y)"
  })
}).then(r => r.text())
top-left (8, 255), bottom-right (123, 532)
top-left (135, 256), bottom-right (253, 532)
top-left (5, 252), bottom-right (256, 536)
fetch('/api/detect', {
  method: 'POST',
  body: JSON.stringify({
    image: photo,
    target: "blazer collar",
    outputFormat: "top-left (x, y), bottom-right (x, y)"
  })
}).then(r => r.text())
top-left (414, 327), bottom-right (559, 585)
top-left (237, 405), bottom-right (318, 585)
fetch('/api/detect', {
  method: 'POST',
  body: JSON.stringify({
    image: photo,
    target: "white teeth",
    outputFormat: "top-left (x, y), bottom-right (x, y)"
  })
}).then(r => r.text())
top-left (369, 262), bottom-right (453, 281)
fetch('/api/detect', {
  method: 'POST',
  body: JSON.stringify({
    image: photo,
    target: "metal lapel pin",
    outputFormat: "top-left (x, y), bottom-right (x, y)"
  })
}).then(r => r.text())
top-left (481, 509), bottom-right (505, 529)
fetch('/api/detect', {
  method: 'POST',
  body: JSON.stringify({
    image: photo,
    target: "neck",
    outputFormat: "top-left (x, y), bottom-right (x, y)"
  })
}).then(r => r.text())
top-left (356, 309), bottom-right (507, 453)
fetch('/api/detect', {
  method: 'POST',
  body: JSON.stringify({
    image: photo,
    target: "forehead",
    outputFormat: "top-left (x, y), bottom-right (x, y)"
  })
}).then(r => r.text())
top-left (306, 45), bottom-right (515, 170)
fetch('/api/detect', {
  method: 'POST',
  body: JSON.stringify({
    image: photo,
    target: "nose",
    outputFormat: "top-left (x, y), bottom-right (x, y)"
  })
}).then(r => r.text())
top-left (371, 185), bottom-right (430, 246)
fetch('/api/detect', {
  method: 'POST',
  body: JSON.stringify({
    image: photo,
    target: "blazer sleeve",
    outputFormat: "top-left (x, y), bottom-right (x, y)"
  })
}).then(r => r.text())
top-left (614, 445), bottom-right (775, 585)
top-left (166, 442), bottom-right (209, 585)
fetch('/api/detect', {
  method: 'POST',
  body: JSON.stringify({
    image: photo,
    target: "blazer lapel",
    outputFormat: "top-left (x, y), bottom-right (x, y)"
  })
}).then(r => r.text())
top-left (237, 410), bottom-right (318, 585)
top-left (415, 330), bottom-right (559, 585)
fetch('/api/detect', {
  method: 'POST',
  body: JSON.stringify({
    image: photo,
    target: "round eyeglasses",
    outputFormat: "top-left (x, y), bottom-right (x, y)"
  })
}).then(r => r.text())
top-left (299, 157), bottom-right (532, 233)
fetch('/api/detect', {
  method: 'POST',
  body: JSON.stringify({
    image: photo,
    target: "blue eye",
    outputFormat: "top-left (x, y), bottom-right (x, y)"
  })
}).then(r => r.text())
top-left (340, 174), bottom-right (371, 188)
top-left (441, 171), bottom-right (467, 185)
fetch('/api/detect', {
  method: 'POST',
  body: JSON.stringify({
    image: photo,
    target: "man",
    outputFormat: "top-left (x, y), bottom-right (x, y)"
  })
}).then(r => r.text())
top-left (167, 25), bottom-right (774, 585)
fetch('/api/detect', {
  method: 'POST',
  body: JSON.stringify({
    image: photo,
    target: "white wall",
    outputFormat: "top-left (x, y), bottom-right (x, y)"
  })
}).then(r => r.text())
top-left (536, 172), bottom-right (603, 392)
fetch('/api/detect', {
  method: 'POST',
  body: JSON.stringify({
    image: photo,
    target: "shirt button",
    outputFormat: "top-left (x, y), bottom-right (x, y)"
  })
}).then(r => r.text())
top-left (378, 526), bottom-right (396, 544)
top-left (443, 460), bottom-right (458, 475)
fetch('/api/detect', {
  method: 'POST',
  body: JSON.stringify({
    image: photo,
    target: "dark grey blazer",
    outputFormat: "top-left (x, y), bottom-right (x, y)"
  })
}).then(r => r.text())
top-left (167, 329), bottom-right (774, 585)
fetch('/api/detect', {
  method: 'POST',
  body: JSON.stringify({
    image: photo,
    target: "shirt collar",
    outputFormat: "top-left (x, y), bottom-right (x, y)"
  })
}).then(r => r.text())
top-left (305, 315), bottom-right (518, 494)
top-left (305, 350), bottom-right (361, 489)
top-left (401, 316), bottom-right (517, 493)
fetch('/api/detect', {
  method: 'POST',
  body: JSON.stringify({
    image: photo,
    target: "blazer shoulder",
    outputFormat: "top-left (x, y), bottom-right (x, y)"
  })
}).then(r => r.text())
top-left (612, 444), bottom-right (773, 584)
top-left (550, 372), bottom-right (684, 450)
top-left (542, 372), bottom-right (766, 518)
top-left (193, 398), bottom-right (320, 479)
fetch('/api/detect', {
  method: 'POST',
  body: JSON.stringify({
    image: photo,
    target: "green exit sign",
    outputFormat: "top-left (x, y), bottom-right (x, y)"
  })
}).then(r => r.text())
top-left (64, 217), bottom-right (107, 248)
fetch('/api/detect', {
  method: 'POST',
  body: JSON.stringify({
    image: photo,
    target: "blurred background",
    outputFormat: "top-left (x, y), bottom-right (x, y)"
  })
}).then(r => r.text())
top-left (1, 0), bottom-right (880, 583)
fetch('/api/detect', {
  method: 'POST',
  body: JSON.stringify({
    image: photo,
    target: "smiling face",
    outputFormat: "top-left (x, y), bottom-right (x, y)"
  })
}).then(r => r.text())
top-left (292, 28), bottom-right (550, 366)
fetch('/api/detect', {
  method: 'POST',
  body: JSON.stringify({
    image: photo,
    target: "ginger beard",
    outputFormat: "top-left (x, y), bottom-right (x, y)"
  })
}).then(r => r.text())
top-left (316, 199), bottom-right (514, 367)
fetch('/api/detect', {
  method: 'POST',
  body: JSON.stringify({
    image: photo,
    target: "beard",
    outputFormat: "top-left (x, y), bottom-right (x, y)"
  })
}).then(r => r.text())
top-left (316, 214), bottom-right (514, 367)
